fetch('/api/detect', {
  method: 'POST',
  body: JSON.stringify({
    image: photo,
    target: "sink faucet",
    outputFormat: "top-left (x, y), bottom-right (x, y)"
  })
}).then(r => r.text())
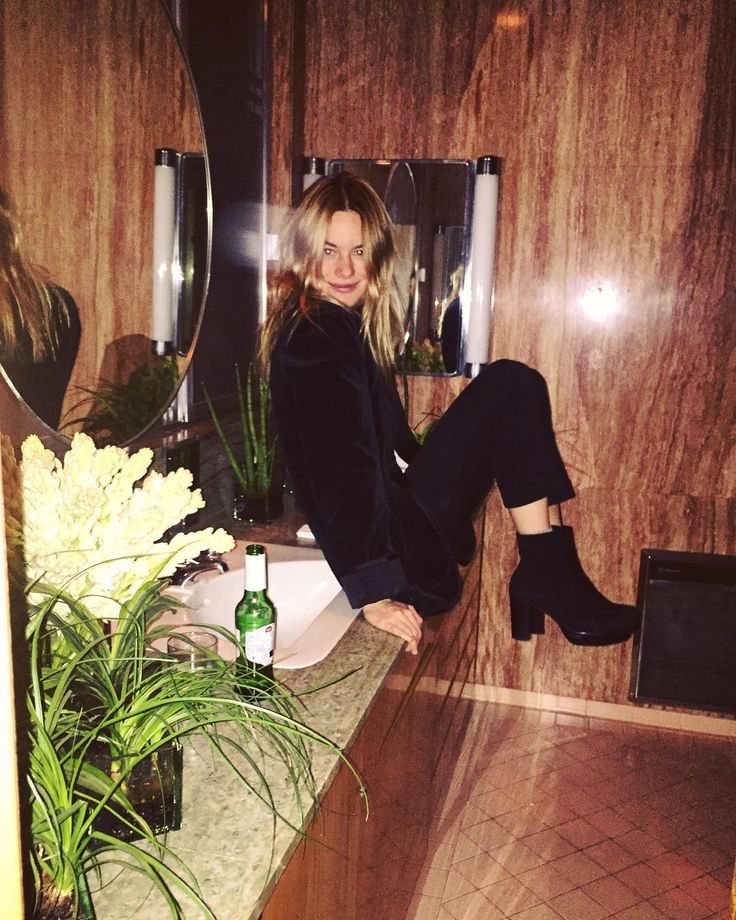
top-left (170, 551), bottom-right (229, 586)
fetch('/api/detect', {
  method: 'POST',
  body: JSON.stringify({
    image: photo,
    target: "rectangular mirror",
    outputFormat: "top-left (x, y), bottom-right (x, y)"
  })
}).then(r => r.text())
top-left (326, 159), bottom-right (474, 376)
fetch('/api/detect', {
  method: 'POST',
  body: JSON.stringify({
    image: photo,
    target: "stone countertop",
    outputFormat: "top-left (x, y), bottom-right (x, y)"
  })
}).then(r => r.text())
top-left (89, 532), bottom-right (405, 920)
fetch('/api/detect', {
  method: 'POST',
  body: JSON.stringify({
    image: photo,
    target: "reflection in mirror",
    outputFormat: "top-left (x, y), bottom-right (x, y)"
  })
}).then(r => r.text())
top-left (384, 162), bottom-right (417, 334)
top-left (0, 188), bottom-right (81, 429)
top-left (176, 153), bottom-right (209, 357)
top-left (327, 159), bottom-right (473, 376)
top-left (0, 0), bottom-right (208, 445)
top-left (151, 148), bottom-right (208, 361)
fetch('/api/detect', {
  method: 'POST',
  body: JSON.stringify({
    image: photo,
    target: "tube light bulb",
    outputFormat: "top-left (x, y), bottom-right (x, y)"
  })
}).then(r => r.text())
top-left (151, 147), bottom-right (178, 354)
top-left (465, 156), bottom-right (501, 372)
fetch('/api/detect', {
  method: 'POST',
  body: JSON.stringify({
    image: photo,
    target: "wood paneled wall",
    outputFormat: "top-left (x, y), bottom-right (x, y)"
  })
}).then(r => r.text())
top-left (269, 0), bottom-right (736, 711)
top-left (0, 0), bottom-right (202, 423)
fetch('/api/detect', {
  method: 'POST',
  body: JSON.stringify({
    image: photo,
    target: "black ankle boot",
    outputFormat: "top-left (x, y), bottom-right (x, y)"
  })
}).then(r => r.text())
top-left (509, 525), bottom-right (640, 646)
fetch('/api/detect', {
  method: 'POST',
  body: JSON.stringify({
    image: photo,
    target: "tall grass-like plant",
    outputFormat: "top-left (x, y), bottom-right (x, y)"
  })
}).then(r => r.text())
top-left (27, 571), bottom-right (364, 918)
top-left (204, 364), bottom-right (277, 500)
top-left (29, 596), bottom-right (205, 918)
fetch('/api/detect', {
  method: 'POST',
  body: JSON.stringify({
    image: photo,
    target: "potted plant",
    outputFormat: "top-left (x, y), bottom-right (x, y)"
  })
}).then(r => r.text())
top-left (399, 338), bottom-right (445, 374)
top-left (7, 433), bottom-right (362, 918)
top-left (61, 356), bottom-right (180, 446)
top-left (203, 364), bottom-right (282, 524)
top-left (27, 572), bottom-right (353, 919)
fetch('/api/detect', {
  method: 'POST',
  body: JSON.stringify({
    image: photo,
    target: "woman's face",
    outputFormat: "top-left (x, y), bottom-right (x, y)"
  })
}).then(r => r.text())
top-left (317, 210), bottom-right (368, 308)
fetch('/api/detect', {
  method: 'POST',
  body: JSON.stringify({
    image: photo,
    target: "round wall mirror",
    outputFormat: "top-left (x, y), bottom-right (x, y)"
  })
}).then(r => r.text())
top-left (0, 0), bottom-right (209, 449)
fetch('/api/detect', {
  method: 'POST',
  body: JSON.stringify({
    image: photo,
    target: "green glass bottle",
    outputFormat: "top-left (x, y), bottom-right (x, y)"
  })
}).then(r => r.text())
top-left (235, 543), bottom-right (276, 688)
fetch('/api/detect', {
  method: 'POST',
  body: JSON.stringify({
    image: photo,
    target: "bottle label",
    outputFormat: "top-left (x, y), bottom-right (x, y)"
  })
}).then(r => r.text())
top-left (245, 623), bottom-right (275, 666)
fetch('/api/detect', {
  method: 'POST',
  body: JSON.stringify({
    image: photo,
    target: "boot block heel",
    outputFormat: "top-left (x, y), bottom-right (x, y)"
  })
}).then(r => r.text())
top-left (510, 596), bottom-right (545, 641)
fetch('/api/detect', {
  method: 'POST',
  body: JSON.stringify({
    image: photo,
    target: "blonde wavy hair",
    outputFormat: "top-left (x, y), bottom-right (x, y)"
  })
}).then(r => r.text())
top-left (0, 187), bottom-right (61, 362)
top-left (259, 172), bottom-right (404, 376)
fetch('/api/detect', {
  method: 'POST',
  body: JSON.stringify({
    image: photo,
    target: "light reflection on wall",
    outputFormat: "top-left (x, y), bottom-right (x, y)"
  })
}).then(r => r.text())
top-left (579, 281), bottom-right (622, 323)
top-left (494, 11), bottom-right (528, 30)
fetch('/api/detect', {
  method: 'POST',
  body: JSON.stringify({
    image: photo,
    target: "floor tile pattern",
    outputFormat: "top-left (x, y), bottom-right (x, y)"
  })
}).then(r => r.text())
top-left (407, 703), bottom-right (735, 919)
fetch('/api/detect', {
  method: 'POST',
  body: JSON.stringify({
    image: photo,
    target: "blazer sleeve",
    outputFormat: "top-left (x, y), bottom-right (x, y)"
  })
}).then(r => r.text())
top-left (271, 310), bottom-right (412, 608)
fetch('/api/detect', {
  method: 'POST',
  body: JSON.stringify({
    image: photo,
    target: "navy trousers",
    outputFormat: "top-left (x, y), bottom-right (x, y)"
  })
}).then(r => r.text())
top-left (404, 360), bottom-right (575, 564)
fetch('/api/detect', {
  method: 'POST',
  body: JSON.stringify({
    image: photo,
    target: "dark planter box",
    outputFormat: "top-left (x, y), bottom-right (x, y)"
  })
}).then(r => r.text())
top-left (91, 740), bottom-right (183, 842)
top-left (232, 486), bottom-right (284, 524)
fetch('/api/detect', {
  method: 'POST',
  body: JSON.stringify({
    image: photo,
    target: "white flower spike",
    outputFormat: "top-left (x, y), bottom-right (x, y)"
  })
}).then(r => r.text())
top-left (19, 432), bottom-right (234, 619)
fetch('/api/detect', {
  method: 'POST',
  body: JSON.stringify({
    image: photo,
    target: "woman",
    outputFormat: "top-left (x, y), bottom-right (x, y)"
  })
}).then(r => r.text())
top-left (261, 173), bottom-right (639, 654)
top-left (0, 187), bottom-right (80, 428)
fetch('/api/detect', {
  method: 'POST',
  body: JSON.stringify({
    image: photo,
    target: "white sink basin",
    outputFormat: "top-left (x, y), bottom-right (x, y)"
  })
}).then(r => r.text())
top-left (172, 542), bottom-right (358, 669)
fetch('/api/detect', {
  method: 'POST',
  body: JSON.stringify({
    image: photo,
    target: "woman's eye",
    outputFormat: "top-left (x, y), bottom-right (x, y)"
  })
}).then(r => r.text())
top-left (323, 247), bottom-right (334, 256)
top-left (354, 248), bottom-right (364, 257)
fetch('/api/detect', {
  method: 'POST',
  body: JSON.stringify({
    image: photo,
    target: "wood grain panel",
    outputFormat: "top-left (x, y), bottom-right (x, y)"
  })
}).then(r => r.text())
top-left (0, 0), bottom-right (202, 424)
top-left (397, 372), bottom-right (466, 434)
top-left (268, 0), bottom-right (305, 208)
top-left (271, 0), bottom-right (736, 716)
top-left (263, 673), bottom-right (437, 920)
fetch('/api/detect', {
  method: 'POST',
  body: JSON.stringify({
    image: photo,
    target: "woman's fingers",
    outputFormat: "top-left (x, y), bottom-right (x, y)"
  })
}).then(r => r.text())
top-left (406, 604), bottom-right (422, 627)
top-left (362, 599), bottom-right (423, 652)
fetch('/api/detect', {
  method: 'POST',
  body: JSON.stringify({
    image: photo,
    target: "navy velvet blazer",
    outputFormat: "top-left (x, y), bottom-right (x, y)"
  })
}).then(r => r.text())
top-left (269, 300), bottom-right (461, 615)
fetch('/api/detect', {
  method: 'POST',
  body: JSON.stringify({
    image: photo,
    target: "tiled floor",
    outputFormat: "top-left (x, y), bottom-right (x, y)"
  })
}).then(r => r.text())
top-left (406, 702), bottom-right (735, 919)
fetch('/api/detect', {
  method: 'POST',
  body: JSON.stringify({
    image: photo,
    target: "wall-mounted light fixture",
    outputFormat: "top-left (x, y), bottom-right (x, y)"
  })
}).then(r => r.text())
top-left (151, 147), bottom-right (178, 356)
top-left (464, 155), bottom-right (501, 376)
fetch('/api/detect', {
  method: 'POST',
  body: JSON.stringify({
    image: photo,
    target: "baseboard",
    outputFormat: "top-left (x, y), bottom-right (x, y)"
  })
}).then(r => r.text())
top-left (385, 672), bottom-right (736, 738)
top-left (460, 682), bottom-right (736, 738)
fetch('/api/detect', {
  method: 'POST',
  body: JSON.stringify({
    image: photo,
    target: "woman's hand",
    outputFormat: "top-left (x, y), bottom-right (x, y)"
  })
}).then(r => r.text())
top-left (362, 599), bottom-right (423, 654)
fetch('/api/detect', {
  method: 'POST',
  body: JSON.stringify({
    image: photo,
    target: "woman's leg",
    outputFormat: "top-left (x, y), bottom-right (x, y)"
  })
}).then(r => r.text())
top-left (405, 360), bottom-right (573, 555)
top-left (509, 500), bottom-right (562, 533)
top-left (510, 498), bottom-right (555, 534)
top-left (404, 360), bottom-right (639, 646)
